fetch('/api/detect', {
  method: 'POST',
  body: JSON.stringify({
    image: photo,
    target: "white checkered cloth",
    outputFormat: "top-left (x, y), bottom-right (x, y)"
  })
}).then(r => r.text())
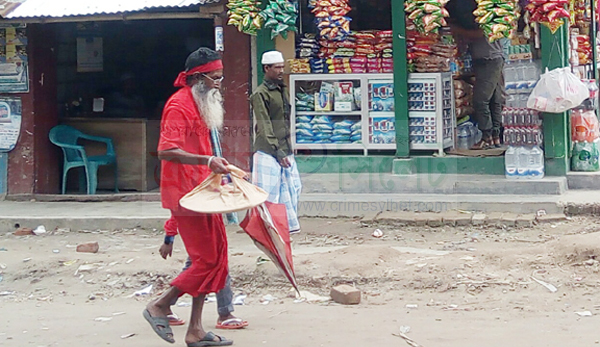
top-left (251, 151), bottom-right (302, 232)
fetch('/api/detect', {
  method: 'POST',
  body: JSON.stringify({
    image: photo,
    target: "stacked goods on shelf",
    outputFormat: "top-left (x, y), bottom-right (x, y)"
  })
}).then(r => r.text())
top-left (295, 92), bottom-right (315, 111)
top-left (226, 0), bottom-right (263, 35)
top-left (311, 0), bottom-right (352, 41)
top-left (524, 0), bottom-right (569, 33)
top-left (406, 23), bottom-right (455, 73)
top-left (295, 116), bottom-right (361, 143)
top-left (454, 80), bottom-right (474, 119)
top-left (260, 0), bottom-right (298, 39)
top-left (572, 34), bottom-right (592, 66)
top-left (290, 34), bottom-right (328, 74)
top-left (474, 0), bottom-right (520, 42)
top-left (407, 73), bottom-right (454, 152)
top-left (503, 57), bottom-right (544, 179)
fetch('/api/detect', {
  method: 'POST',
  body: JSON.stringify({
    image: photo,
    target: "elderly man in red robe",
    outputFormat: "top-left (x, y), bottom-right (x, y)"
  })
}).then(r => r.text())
top-left (143, 47), bottom-right (233, 347)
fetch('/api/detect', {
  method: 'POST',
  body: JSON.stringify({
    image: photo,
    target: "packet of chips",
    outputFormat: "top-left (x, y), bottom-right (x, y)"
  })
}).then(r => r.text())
top-left (474, 0), bottom-right (519, 42)
top-left (404, 0), bottom-right (449, 34)
top-left (227, 0), bottom-right (263, 35)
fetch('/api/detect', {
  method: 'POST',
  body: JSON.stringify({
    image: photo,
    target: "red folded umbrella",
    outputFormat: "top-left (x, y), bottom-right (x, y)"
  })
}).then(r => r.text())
top-left (240, 202), bottom-right (299, 294)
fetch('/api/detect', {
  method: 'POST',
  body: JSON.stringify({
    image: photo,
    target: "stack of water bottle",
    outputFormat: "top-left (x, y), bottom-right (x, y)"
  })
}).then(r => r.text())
top-left (503, 59), bottom-right (545, 180)
top-left (456, 121), bottom-right (482, 150)
top-left (503, 109), bottom-right (545, 179)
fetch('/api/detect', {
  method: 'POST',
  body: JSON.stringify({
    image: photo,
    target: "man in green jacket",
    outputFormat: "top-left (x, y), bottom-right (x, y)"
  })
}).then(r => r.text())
top-left (249, 51), bottom-right (302, 233)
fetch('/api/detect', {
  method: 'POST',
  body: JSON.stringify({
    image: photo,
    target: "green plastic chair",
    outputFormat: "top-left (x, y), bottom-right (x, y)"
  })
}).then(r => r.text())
top-left (49, 125), bottom-right (118, 195)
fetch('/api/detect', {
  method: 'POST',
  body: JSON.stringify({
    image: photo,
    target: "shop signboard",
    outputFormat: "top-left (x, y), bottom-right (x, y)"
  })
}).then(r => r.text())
top-left (0, 24), bottom-right (29, 93)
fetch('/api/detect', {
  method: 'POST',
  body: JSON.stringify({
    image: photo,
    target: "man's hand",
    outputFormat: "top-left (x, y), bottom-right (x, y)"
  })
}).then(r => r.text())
top-left (279, 156), bottom-right (291, 168)
top-left (159, 243), bottom-right (173, 259)
top-left (209, 157), bottom-right (230, 174)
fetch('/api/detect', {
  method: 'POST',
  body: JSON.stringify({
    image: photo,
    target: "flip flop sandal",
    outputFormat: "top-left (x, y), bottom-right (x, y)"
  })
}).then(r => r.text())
top-left (471, 139), bottom-right (492, 150)
top-left (168, 314), bottom-right (186, 326)
top-left (216, 318), bottom-right (248, 330)
top-left (142, 309), bottom-right (175, 344)
top-left (187, 331), bottom-right (233, 347)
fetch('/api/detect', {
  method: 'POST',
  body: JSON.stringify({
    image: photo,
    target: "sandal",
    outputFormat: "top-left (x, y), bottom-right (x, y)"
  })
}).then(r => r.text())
top-left (471, 139), bottom-right (493, 150)
top-left (492, 137), bottom-right (502, 148)
top-left (143, 309), bottom-right (175, 344)
top-left (187, 332), bottom-right (233, 346)
top-left (216, 317), bottom-right (249, 330)
top-left (168, 313), bottom-right (186, 326)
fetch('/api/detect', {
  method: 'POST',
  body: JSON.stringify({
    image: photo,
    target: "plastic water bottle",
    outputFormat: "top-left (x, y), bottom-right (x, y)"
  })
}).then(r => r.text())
top-left (505, 146), bottom-right (519, 179)
top-left (529, 145), bottom-right (545, 179)
top-left (517, 146), bottom-right (530, 178)
top-left (457, 124), bottom-right (471, 149)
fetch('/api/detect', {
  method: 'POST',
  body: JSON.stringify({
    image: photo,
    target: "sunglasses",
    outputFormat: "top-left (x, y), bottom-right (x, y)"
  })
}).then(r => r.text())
top-left (201, 74), bottom-right (224, 83)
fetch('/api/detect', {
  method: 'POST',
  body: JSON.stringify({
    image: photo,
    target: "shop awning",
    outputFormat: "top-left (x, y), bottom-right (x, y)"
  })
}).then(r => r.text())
top-left (0, 0), bottom-right (221, 21)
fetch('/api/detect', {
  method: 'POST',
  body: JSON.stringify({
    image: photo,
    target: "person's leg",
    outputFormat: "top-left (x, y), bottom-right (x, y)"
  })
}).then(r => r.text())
top-left (144, 286), bottom-right (181, 342)
top-left (490, 77), bottom-right (506, 145)
top-left (216, 276), bottom-right (234, 318)
top-left (472, 58), bottom-right (504, 147)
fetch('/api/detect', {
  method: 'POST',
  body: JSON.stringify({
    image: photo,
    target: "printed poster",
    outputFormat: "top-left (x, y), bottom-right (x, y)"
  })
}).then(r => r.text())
top-left (77, 37), bottom-right (103, 72)
top-left (0, 24), bottom-right (28, 93)
top-left (0, 97), bottom-right (22, 152)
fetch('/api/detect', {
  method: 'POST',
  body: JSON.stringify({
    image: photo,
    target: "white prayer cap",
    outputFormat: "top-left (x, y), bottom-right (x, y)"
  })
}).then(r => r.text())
top-left (261, 51), bottom-right (284, 65)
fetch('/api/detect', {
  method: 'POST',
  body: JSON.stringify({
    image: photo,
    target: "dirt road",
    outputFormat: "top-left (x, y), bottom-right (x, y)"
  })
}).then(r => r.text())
top-left (1, 216), bottom-right (600, 347)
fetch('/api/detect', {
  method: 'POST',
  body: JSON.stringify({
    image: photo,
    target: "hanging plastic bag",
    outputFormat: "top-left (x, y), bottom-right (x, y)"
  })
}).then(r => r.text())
top-left (527, 67), bottom-right (590, 113)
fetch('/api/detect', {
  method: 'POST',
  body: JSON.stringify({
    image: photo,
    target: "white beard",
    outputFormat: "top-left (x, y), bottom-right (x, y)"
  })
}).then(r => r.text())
top-left (192, 81), bottom-right (224, 130)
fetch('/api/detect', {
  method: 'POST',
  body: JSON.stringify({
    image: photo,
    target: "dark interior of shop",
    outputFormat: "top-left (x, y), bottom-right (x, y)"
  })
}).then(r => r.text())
top-left (299, 0), bottom-right (391, 34)
top-left (54, 19), bottom-right (215, 120)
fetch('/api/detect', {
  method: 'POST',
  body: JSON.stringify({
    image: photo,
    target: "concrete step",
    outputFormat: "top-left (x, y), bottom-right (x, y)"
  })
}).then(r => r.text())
top-left (567, 171), bottom-right (600, 190)
top-left (297, 193), bottom-right (565, 217)
top-left (301, 173), bottom-right (568, 195)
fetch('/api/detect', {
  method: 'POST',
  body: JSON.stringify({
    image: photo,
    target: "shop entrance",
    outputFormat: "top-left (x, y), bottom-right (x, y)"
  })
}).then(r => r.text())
top-left (53, 19), bottom-right (214, 193)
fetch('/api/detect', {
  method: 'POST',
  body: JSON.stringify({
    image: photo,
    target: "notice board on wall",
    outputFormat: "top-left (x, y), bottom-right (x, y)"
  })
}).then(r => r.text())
top-left (0, 24), bottom-right (29, 93)
top-left (0, 97), bottom-right (22, 152)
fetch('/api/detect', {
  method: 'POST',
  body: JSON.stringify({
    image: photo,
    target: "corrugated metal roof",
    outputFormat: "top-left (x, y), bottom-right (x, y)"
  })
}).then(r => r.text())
top-left (0, 0), bottom-right (220, 19)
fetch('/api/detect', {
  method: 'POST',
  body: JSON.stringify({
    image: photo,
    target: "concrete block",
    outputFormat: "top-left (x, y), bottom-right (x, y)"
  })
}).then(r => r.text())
top-left (330, 284), bottom-right (361, 305)
top-left (536, 213), bottom-right (568, 223)
top-left (472, 213), bottom-right (487, 226)
top-left (427, 214), bottom-right (443, 228)
top-left (440, 212), bottom-right (473, 226)
top-left (412, 214), bottom-right (430, 226)
top-left (77, 242), bottom-right (99, 254)
top-left (486, 212), bottom-right (504, 226)
top-left (500, 213), bottom-right (518, 227)
top-left (516, 214), bottom-right (536, 227)
top-left (375, 211), bottom-right (415, 226)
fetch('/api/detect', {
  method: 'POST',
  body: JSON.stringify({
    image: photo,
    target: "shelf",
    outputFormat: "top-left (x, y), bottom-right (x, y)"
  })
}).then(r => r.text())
top-left (296, 111), bottom-right (362, 116)
top-left (295, 143), bottom-right (365, 150)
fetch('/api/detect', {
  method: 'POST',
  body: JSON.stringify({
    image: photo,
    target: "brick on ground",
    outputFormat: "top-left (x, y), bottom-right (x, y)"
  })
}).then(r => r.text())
top-left (412, 213), bottom-right (431, 226)
top-left (472, 213), bottom-right (487, 226)
top-left (536, 213), bottom-right (568, 223)
top-left (77, 242), bottom-right (100, 253)
top-left (427, 214), bottom-right (444, 228)
top-left (330, 284), bottom-right (361, 305)
top-left (516, 214), bottom-right (536, 227)
top-left (486, 212), bottom-right (504, 226)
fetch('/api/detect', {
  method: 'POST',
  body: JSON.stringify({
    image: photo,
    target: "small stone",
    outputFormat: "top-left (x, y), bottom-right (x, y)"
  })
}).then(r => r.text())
top-left (14, 227), bottom-right (34, 236)
top-left (76, 242), bottom-right (99, 254)
top-left (330, 285), bottom-right (361, 305)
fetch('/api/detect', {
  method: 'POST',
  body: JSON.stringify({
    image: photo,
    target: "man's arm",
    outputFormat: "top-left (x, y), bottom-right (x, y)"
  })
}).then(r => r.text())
top-left (250, 92), bottom-right (288, 162)
top-left (157, 148), bottom-right (230, 174)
